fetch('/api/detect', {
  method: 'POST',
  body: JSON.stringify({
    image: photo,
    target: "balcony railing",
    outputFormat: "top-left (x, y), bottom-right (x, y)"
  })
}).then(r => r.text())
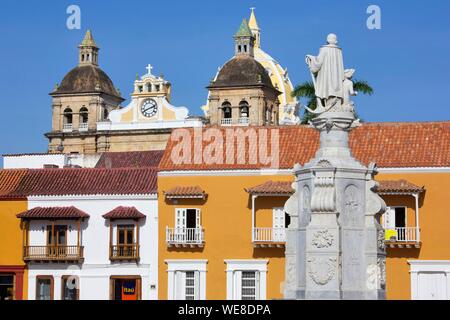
top-left (221, 118), bottom-right (233, 126)
top-left (78, 122), bottom-right (89, 132)
top-left (63, 123), bottom-right (73, 132)
top-left (166, 227), bottom-right (204, 247)
top-left (385, 227), bottom-right (420, 243)
top-left (220, 118), bottom-right (250, 126)
top-left (238, 117), bottom-right (249, 125)
top-left (253, 228), bottom-right (286, 244)
top-left (23, 245), bottom-right (84, 262)
top-left (109, 244), bottom-right (139, 261)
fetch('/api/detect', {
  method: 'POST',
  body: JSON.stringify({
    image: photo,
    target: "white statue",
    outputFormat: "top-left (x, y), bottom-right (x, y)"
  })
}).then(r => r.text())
top-left (342, 68), bottom-right (357, 112)
top-left (305, 33), bottom-right (345, 113)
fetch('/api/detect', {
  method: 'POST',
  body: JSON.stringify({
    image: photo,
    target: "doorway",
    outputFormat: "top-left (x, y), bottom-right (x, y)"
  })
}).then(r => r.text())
top-left (110, 277), bottom-right (141, 300)
top-left (0, 275), bottom-right (14, 300)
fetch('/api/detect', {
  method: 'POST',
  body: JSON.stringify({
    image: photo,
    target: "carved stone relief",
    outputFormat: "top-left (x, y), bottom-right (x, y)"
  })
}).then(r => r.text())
top-left (307, 257), bottom-right (337, 285)
top-left (311, 229), bottom-right (334, 248)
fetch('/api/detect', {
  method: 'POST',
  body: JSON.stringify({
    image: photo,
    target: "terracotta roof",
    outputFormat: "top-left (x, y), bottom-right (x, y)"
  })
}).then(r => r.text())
top-left (1, 167), bottom-right (157, 197)
top-left (378, 180), bottom-right (424, 194)
top-left (95, 151), bottom-right (164, 169)
top-left (245, 179), bottom-right (424, 196)
top-left (102, 206), bottom-right (146, 220)
top-left (52, 65), bottom-right (123, 100)
top-left (210, 56), bottom-right (276, 90)
top-left (0, 169), bottom-right (29, 199)
top-left (245, 181), bottom-right (294, 195)
top-left (164, 186), bottom-right (207, 199)
top-left (17, 206), bottom-right (89, 219)
top-left (159, 122), bottom-right (450, 171)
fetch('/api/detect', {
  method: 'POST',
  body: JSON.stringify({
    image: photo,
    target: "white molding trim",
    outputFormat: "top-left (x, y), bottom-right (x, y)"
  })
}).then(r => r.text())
top-left (408, 260), bottom-right (450, 300)
top-left (159, 167), bottom-right (450, 177)
top-left (224, 259), bottom-right (268, 300)
top-left (165, 259), bottom-right (208, 300)
top-left (28, 194), bottom-right (157, 201)
top-left (159, 169), bottom-right (292, 177)
top-left (378, 167), bottom-right (450, 173)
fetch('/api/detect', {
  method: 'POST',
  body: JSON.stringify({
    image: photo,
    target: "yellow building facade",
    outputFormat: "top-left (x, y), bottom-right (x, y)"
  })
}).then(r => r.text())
top-left (0, 169), bottom-right (29, 300)
top-left (157, 122), bottom-right (450, 300)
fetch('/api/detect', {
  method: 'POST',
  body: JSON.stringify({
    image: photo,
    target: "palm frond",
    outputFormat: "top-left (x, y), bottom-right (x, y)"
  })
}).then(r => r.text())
top-left (353, 80), bottom-right (373, 95)
top-left (291, 81), bottom-right (315, 99)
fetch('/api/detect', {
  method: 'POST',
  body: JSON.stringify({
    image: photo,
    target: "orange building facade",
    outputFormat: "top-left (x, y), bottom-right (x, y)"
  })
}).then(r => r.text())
top-left (0, 169), bottom-right (29, 300)
top-left (157, 122), bottom-right (450, 300)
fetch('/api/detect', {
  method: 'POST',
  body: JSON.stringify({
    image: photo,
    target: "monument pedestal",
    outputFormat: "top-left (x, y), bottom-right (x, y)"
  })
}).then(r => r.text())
top-left (284, 111), bottom-right (386, 300)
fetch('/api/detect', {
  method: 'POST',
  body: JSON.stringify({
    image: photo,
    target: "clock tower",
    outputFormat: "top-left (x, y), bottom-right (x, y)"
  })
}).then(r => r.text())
top-left (96, 64), bottom-right (203, 151)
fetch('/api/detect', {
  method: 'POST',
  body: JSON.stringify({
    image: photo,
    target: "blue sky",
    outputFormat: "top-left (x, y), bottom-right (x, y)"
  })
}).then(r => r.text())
top-left (0, 0), bottom-right (449, 156)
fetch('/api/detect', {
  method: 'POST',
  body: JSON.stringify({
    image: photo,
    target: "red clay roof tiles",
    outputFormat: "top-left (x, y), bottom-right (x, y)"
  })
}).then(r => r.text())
top-left (377, 180), bottom-right (424, 193)
top-left (159, 122), bottom-right (450, 171)
top-left (0, 167), bottom-right (157, 198)
top-left (95, 151), bottom-right (164, 169)
top-left (245, 181), bottom-right (294, 195)
top-left (164, 186), bottom-right (207, 199)
top-left (17, 206), bottom-right (89, 219)
top-left (102, 206), bottom-right (146, 220)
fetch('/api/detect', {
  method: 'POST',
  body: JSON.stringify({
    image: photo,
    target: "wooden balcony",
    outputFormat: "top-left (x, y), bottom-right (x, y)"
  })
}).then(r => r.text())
top-left (252, 228), bottom-right (286, 248)
top-left (23, 245), bottom-right (84, 262)
top-left (109, 244), bottom-right (140, 261)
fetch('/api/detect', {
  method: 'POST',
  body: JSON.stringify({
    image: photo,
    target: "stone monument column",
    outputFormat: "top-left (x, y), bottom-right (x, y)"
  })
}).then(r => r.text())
top-left (284, 34), bottom-right (386, 300)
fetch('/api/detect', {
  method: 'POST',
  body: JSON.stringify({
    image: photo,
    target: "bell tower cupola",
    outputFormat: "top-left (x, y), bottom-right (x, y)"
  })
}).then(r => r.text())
top-left (78, 30), bottom-right (99, 66)
top-left (234, 18), bottom-right (255, 57)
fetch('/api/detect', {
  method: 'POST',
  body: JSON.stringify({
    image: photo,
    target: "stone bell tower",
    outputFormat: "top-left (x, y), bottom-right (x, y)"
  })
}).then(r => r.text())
top-left (283, 34), bottom-right (386, 300)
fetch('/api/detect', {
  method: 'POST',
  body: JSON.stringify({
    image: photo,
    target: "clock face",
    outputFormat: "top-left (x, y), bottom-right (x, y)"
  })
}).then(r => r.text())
top-left (141, 99), bottom-right (158, 118)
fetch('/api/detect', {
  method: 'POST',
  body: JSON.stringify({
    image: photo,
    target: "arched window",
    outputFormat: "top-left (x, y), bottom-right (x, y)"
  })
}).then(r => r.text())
top-left (79, 107), bottom-right (88, 124)
top-left (63, 108), bottom-right (73, 124)
top-left (239, 101), bottom-right (249, 118)
top-left (222, 102), bottom-right (232, 119)
top-left (103, 108), bottom-right (109, 120)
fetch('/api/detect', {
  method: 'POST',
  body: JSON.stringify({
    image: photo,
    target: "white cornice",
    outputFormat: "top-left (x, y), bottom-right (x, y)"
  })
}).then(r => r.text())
top-left (158, 169), bottom-right (293, 177)
top-left (378, 167), bottom-right (450, 173)
top-left (28, 193), bottom-right (157, 201)
top-left (158, 167), bottom-right (450, 177)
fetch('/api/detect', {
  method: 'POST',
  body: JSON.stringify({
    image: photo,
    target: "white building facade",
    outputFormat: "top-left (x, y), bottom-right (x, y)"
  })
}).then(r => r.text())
top-left (20, 193), bottom-right (158, 300)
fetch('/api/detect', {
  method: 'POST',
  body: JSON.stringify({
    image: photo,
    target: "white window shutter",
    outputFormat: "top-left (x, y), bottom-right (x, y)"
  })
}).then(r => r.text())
top-left (255, 271), bottom-right (260, 300)
top-left (196, 209), bottom-right (201, 227)
top-left (194, 271), bottom-right (200, 300)
top-left (384, 207), bottom-right (396, 229)
top-left (175, 209), bottom-right (187, 229)
top-left (175, 271), bottom-right (186, 300)
top-left (234, 271), bottom-right (242, 300)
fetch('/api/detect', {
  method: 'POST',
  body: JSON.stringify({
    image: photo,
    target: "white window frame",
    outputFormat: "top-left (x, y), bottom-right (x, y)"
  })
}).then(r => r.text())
top-left (408, 260), bottom-right (450, 300)
top-left (224, 260), bottom-right (268, 300)
top-left (175, 208), bottom-right (201, 229)
top-left (383, 206), bottom-right (408, 229)
top-left (165, 260), bottom-right (207, 300)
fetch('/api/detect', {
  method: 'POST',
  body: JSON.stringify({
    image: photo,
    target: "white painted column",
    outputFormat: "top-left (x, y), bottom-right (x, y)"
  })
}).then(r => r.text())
top-left (413, 193), bottom-right (420, 242)
top-left (251, 195), bottom-right (257, 242)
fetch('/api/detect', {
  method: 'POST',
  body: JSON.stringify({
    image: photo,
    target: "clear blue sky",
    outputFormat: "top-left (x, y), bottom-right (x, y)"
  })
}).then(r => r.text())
top-left (0, 0), bottom-right (449, 156)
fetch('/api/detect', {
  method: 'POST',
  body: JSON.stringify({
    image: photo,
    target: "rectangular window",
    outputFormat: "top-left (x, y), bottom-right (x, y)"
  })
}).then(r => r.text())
top-left (36, 276), bottom-right (53, 300)
top-left (241, 271), bottom-right (258, 300)
top-left (61, 276), bottom-right (79, 300)
top-left (0, 274), bottom-right (14, 300)
top-left (384, 207), bottom-right (407, 229)
top-left (117, 225), bottom-right (134, 245)
top-left (47, 225), bottom-right (67, 246)
top-left (185, 271), bottom-right (195, 300)
top-left (176, 271), bottom-right (200, 300)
